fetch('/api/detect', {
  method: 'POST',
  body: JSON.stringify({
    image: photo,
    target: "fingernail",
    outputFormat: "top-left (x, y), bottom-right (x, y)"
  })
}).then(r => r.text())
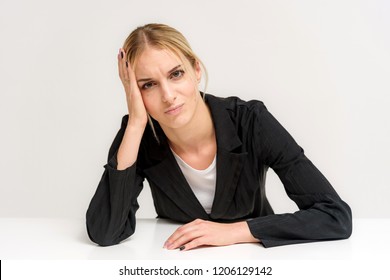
top-left (179, 245), bottom-right (185, 251)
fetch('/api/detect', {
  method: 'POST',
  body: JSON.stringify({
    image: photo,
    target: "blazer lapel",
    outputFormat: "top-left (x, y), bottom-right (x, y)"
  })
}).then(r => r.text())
top-left (205, 94), bottom-right (248, 219)
top-left (143, 149), bottom-right (210, 220)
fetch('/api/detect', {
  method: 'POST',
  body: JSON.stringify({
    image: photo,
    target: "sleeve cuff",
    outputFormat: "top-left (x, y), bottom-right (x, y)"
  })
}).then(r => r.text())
top-left (105, 150), bottom-right (136, 174)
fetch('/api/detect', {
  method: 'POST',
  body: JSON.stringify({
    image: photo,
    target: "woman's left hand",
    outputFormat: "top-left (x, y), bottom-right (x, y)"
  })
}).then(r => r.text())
top-left (163, 219), bottom-right (260, 251)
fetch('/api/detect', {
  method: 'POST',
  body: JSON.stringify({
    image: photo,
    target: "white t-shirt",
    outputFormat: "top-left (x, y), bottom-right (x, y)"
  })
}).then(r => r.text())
top-left (171, 149), bottom-right (216, 214)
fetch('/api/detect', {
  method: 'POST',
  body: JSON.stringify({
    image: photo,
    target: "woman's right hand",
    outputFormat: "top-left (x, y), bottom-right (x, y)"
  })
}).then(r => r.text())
top-left (118, 48), bottom-right (148, 128)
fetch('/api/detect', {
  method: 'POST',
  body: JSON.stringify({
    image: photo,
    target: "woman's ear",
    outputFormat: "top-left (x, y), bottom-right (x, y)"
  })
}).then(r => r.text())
top-left (195, 61), bottom-right (202, 83)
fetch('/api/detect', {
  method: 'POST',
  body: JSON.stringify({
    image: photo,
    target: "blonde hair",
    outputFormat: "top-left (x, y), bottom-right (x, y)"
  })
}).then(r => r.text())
top-left (122, 23), bottom-right (208, 143)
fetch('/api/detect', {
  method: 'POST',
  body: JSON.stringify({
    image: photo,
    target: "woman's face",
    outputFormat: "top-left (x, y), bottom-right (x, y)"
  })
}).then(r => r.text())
top-left (134, 47), bottom-right (202, 130)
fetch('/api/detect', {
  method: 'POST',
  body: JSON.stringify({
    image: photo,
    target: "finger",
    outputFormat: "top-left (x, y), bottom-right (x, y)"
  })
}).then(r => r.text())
top-left (180, 236), bottom-right (208, 251)
top-left (168, 228), bottom-right (202, 250)
top-left (117, 48), bottom-right (125, 81)
top-left (120, 48), bottom-right (129, 83)
top-left (164, 219), bottom-right (203, 248)
top-left (121, 50), bottom-right (139, 94)
top-left (126, 61), bottom-right (138, 92)
top-left (165, 220), bottom-right (207, 250)
top-left (164, 225), bottom-right (193, 249)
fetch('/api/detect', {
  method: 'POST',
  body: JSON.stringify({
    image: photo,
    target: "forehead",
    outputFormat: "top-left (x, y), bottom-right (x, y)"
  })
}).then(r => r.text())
top-left (135, 47), bottom-right (182, 76)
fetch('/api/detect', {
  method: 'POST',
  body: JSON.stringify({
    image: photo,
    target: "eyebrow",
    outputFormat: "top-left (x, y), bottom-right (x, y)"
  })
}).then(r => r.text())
top-left (136, 65), bottom-right (182, 83)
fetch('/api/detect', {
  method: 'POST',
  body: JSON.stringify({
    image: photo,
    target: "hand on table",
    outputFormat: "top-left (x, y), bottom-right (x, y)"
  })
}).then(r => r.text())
top-left (164, 219), bottom-right (260, 251)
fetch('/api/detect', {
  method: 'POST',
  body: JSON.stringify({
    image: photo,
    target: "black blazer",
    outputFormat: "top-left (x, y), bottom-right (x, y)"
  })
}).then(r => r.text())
top-left (86, 93), bottom-right (352, 247)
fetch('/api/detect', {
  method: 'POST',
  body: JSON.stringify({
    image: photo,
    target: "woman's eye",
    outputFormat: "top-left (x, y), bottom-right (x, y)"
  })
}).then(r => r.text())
top-left (142, 82), bottom-right (155, 90)
top-left (171, 70), bottom-right (184, 79)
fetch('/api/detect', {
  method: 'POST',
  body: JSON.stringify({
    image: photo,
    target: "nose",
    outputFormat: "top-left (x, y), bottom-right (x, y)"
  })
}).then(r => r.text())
top-left (161, 82), bottom-right (176, 104)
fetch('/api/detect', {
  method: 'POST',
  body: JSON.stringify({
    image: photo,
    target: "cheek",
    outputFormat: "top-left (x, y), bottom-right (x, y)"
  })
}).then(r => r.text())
top-left (180, 79), bottom-right (198, 98)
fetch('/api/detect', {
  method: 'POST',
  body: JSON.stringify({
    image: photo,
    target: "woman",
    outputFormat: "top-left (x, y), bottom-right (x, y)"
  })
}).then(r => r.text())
top-left (86, 23), bottom-right (352, 250)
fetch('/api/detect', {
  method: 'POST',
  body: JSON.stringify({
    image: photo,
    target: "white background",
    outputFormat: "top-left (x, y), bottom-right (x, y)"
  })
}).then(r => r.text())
top-left (1, 0), bottom-right (389, 220)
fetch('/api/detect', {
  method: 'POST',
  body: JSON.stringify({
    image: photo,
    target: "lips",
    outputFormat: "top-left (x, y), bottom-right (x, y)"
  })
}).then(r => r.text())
top-left (165, 103), bottom-right (184, 115)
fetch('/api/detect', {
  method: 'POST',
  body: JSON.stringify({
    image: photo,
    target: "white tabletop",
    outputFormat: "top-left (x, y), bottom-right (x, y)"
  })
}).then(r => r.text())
top-left (0, 218), bottom-right (389, 260)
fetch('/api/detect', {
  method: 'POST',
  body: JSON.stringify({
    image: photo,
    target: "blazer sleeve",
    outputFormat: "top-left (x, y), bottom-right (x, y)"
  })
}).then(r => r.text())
top-left (86, 115), bottom-right (145, 246)
top-left (246, 104), bottom-right (352, 248)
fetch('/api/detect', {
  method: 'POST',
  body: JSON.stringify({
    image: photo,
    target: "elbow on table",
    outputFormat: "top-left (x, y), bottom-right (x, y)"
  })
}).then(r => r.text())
top-left (86, 221), bottom-right (135, 247)
top-left (332, 200), bottom-right (353, 240)
top-left (88, 233), bottom-right (119, 247)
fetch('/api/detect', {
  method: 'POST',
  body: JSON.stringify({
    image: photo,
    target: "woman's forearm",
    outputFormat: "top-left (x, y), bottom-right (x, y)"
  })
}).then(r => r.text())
top-left (116, 123), bottom-right (145, 170)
